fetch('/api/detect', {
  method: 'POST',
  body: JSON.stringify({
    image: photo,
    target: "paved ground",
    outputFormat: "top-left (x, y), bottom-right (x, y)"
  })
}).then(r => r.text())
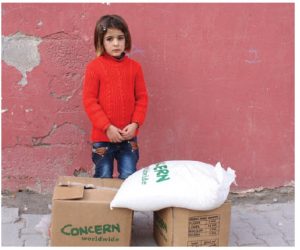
top-left (133, 201), bottom-right (295, 246)
top-left (1, 186), bottom-right (295, 247)
top-left (1, 185), bottom-right (295, 246)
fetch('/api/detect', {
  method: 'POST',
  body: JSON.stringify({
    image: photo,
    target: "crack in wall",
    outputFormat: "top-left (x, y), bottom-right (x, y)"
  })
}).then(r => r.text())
top-left (32, 124), bottom-right (58, 146)
top-left (49, 77), bottom-right (82, 102)
top-left (2, 32), bottom-right (42, 86)
top-left (42, 31), bottom-right (81, 40)
top-left (31, 122), bottom-right (86, 146)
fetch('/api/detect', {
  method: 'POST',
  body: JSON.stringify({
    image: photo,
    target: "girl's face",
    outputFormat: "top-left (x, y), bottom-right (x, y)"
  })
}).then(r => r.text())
top-left (103, 28), bottom-right (126, 57)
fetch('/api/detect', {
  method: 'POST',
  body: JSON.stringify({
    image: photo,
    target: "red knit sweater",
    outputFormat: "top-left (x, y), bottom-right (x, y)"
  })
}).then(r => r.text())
top-left (83, 53), bottom-right (148, 142)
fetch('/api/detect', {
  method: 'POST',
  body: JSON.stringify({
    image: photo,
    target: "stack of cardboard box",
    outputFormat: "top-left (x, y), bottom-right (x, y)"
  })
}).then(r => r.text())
top-left (50, 176), bottom-right (231, 246)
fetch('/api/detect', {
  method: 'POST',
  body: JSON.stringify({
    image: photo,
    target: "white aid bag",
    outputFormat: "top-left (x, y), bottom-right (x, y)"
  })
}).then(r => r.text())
top-left (110, 160), bottom-right (236, 211)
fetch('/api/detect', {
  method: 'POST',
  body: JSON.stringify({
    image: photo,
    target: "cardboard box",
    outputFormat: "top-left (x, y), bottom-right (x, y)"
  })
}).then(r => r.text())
top-left (50, 176), bottom-right (133, 246)
top-left (153, 201), bottom-right (231, 246)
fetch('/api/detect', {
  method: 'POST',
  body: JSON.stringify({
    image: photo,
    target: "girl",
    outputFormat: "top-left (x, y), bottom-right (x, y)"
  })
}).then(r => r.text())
top-left (83, 15), bottom-right (148, 179)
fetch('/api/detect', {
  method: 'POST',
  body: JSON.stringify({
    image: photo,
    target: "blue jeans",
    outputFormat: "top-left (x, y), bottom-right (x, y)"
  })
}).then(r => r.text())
top-left (92, 137), bottom-right (139, 179)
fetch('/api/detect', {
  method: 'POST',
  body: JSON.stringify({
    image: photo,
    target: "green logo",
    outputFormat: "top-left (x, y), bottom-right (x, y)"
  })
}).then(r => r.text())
top-left (153, 162), bottom-right (170, 183)
top-left (155, 214), bottom-right (168, 233)
top-left (141, 168), bottom-right (149, 185)
top-left (61, 224), bottom-right (120, 237)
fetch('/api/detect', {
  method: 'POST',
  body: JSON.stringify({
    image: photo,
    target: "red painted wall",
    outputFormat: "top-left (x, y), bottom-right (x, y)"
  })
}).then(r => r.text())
top-left (2, 3), bottom-right (294, 192)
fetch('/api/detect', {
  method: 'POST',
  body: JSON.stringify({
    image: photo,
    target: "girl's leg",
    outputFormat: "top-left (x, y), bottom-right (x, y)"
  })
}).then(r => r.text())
top-left (92, 142), bottom-right (114, 178)
top-left (116, 137), bottom-right (139, 179)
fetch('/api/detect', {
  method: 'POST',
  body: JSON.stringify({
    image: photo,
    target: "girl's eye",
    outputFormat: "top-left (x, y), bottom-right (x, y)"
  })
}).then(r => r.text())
top-left (105, 36), bottom-right (124, 42)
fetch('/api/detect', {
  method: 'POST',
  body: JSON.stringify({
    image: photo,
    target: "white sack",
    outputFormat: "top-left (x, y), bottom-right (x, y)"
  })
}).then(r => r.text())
top-left (110, 160), bottom-right (236, 211)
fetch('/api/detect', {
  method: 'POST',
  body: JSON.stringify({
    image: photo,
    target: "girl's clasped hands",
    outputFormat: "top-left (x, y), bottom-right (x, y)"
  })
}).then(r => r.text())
top-left (106, 123), bottom-right (138, 143)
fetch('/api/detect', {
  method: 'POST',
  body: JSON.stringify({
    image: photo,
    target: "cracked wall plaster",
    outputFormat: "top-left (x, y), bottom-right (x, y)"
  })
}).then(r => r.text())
top-left (2, 32), bottom-right (42, 86)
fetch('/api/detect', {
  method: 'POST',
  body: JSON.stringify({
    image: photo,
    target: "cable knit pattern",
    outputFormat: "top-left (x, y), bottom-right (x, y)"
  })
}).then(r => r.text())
top-left (83, 53), bottom-right (148, 142)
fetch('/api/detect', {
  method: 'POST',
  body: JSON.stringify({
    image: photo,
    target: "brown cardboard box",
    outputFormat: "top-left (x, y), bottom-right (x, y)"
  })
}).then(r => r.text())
top-left (50, 176), bottom-right (133, 246)
top-left (153, 201), bottom-right (231, 246)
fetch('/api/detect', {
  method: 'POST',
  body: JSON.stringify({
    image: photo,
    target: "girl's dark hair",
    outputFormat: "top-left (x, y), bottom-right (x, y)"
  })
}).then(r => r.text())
top-left (94, 15), bottom-right (132, 56)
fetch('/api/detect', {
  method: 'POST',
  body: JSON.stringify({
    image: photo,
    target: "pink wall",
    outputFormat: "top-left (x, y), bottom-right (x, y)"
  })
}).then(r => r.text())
top-left (2, 3), bottom-right (294, 192)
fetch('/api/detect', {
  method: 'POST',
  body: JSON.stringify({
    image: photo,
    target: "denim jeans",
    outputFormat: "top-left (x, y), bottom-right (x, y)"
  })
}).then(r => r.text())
top-left (92, 137), bottom-right (139, 179)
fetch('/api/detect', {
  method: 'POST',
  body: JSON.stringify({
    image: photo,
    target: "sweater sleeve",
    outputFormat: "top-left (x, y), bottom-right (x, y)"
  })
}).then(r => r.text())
top-left (82, 64), bottom-right (111, 132)
top-left (131, 64), bottom-right (148, 126)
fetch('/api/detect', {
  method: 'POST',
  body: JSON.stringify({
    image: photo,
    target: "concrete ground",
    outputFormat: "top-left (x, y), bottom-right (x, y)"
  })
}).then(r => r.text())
top-left (1, 186), bottom-right (295, 247)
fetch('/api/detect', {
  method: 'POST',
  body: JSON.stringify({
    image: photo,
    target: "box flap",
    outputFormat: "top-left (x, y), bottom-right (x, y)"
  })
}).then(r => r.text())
top-left (83, 189), bottom-right (117, 202)
top-left (53, 185), bottom-right (84, 200)
top-left (57, 176), bottom-right (123, 189)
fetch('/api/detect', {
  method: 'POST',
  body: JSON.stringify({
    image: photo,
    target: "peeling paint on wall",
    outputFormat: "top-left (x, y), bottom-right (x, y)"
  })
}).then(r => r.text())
top-left (2, 32), bottom-right (42, 86)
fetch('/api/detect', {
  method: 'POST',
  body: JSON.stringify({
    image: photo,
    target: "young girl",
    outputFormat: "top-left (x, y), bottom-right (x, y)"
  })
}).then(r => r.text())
top-left (83, 15), bottom-right (148, 179)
